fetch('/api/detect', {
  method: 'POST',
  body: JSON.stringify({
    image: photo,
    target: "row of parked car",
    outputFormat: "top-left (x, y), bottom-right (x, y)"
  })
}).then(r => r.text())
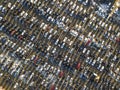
top-left (0, 0), bottom-right (120, 90)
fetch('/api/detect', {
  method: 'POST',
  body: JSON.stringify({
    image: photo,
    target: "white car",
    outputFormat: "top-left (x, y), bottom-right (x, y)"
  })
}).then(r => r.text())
top-left (70, 30), bottom-right (78, 37)
top-left (49, 28), bottom-right (53, 33)
top-left (100, 66), bottom-right (104, 71)
top-left (61, 42), bottom-right (65, 48)
top-left (0, 16), bottom-right (3, 21)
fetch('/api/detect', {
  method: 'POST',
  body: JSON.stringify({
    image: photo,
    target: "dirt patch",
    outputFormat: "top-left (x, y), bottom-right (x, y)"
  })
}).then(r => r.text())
top-left (0, 86), bottom-right (5, 90)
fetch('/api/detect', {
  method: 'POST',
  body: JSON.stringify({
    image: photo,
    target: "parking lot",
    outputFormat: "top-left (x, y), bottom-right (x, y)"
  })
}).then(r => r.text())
top-left (0, 0), bottom-right (120, 90)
